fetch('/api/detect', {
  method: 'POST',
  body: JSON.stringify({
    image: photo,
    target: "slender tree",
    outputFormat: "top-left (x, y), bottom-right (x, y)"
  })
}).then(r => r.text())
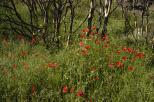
top-left (101, 0), bottom-right (112, 37)
top-left (96, 0), bottom-right (104, 33)
top-left (87, 0), bottom-right (96, 36)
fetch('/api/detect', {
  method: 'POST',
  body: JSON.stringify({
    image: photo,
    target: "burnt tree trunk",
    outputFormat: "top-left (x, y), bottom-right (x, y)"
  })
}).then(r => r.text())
top-left (101, 0), bottom-right (112, 37)
top-left (96, 0), bottom-right (103, 33)
top-left (87, 0), bottom-right (95, 36)
top-left (67, 0), bottom-right (75, 45)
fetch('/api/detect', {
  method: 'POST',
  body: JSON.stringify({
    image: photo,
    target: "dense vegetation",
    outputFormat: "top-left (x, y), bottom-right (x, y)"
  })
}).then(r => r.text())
top-left (0, 0), bottom-right (154, 102)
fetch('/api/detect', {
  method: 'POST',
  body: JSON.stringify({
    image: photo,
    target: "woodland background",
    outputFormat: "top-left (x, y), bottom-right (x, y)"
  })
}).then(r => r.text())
top-left (0, 0), bottom-right (154, 102)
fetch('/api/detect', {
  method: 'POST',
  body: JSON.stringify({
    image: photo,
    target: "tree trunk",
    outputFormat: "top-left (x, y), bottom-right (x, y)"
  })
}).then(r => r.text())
top-left (67, 0), bottom-right (75, 46)
top-left (87, 0), bottom-right (95, 36)
top-left (101, 0), bottom-right (112, 37)
top-left (96, 0), bottom-right (103, 33)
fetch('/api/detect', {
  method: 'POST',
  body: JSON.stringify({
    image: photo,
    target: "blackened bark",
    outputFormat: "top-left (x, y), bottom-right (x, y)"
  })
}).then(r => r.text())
top-left (87, 17), bottom-right (93, 36)
top-left (67, 0), bottom-right (75, 45)
top-left (102, 16), bottom-right (108, 36)
top-left (101, 0), bottom-right (112, 37)
top-left (87, 0), bottom-right (95, 36)
top-left (96, 0), bottom-right (103, 33)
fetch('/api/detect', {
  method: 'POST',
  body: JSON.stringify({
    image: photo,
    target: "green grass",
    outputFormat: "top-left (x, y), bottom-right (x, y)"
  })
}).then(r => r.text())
top-left (0, 28), bottom-right (154, 102)
top-left (0, 1), bottom-right (154, 101)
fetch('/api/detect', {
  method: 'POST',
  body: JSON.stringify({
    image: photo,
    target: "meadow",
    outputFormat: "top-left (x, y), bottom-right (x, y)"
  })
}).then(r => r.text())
top-left (0, 0), bottom-right (154, 102)
top-left (0, 27), bottom-right (154, 102)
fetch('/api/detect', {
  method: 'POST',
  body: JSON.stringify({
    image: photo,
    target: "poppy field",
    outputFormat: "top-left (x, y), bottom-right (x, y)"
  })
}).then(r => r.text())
top-left (1, 0), bottom-right (154, 101)
top-left (0, 28), bottom-right (154, 102)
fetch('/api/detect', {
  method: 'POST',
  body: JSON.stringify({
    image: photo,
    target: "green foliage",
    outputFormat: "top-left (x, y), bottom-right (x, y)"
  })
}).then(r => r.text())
top-left (0, 28), bottom-right (153, 101)
top-left (0, 0), bottom-right (154, 101)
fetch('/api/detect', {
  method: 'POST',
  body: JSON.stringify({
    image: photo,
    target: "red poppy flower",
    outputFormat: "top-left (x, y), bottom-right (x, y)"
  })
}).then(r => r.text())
top-left (79, 41), bottom-right (84, 47)
top-left (116, 50), bottom-right (121, 55)
top-left (70, 86), bottom-right (75, 93)
top-left (47, 63), bottom-right (58, 68)
top-left (94, 76), bottom-right (99, 81)
top-left (95, 39), bottom-right (100, 45)
top-left (122, 56), bottom-right (127, 61)
top-left (108, 63), bottom-right (114, 68)
top-left (127, 48), bottom-right (133, 53)
top-left (82, 28), bottom-right (89, 33)
top-left (91, 26), bottom-right (96, 30)
top-left (85, 45), bottom-right (91, 50)
top-left (135, 52), bottom-right (144, 59)
top-left (62, 85), bottom-right (68, 93)
top-left (31, 84), bottom-right (36, 95)
top-left (95, 32), bottom-right (99, 35)
top-left (80, 34), bottom-right (86, 38)
top-left (20, 51), bottom-right (28, 57)
top-left (22, 51), bottom-right (27, 55)
top-left (81, 49), bottom-right (88, 56)
top-left (103, 43), bottom-right (109, 48)
top-left (122, 47), bottom-right (127, 52)
top-left (76, 90), bottom-right (84, 97)
top-left (128, 66), bottom-right (134, 71)
top-left (90, 32), bottom-right (94, 35)
top-left (102, 34), bottom-right (108, 41)
top-left (116, 61), bottom-right (123, 68)
top-left (12, 64), bottom-right (17, 69)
